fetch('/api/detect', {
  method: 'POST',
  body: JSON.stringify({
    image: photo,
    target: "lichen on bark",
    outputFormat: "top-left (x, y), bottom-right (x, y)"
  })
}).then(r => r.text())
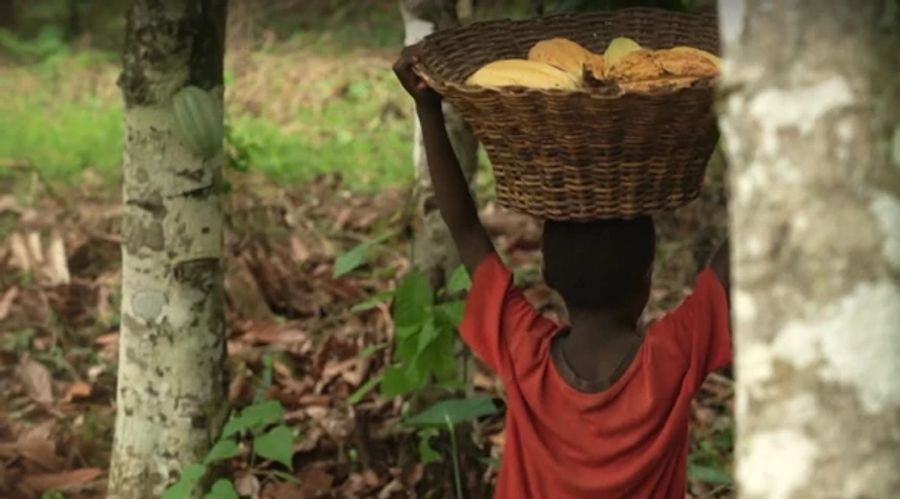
top-left (718, 0), bottom-right (900, 497)
top-left (108, 1), bottom-right (229, 498)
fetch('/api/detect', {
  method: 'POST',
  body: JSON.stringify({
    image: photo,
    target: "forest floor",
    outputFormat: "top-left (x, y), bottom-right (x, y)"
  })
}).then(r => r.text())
top-left (0, 1), bottom-right (735, 497)
top-left (0, 163), bottom-right (733, 499)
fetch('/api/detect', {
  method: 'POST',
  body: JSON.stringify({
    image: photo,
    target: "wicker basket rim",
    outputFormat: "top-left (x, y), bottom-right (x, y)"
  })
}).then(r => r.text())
top-left (413, 7), bottom-right (720, 99)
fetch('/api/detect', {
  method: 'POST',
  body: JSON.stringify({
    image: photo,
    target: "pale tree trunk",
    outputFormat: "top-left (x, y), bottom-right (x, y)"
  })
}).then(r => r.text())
top-left (108, 1), bottom-right (229, 498)
top-left (717, 1), bottom-right (900, 497)
top-left (402, 0), bottom-right (480, 288)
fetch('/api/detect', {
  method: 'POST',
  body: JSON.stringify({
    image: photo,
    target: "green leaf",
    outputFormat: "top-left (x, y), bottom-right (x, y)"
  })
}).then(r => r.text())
top-left (687, 463), bottom-right (732, 485)
top-left (347, 374), bottom-right (383, 405)
top-left (405, 397), bottom-right (498, 427)
top-left (417, 428), bottom-right (442, 464)
top-left (435, 300), bottom-right (466, 329)
top-left (161, 464), bottom-right (207, 499)
top-left (253, 425), bottom-right (295, 470)
top-left (203, 479), bottom-right (239, 499)
top-left (204, 439), bottom-right (240, 464)
top-left (333, 241), bottom-right (372, 278)
top-left (161, 482), bottom-right (193, 499)
top-left (380, 365), bottom-right (418, 397)
top-left (392, 271), bottom-right (433, 328)
top-left (358, 342), bottom-right (387, 358)
top-left (416, 320), bottom-right (440, 354)
top-left (351, 290), bottom-right (394, 314)
top-left (181, 463), bottom-right (207, 482)
top-left (270, 470), bottom-right (302, 484)
top-left (333, 233), bottom-right (394, 279)
top-left (222, 400), bottom-right (284, 437)
top-left (446, 266), bottom-right (471, 294)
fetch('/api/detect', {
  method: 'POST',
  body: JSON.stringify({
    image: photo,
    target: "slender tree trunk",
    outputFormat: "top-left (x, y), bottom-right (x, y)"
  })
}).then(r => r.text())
top-left (0, 0), bottom-right (16, 30)
top-left (108, 1), bottom-right (229, 497)
top-left (401, 0), bottom-right (479, 289)
top-left (717, 1), bottom-right (900, 497)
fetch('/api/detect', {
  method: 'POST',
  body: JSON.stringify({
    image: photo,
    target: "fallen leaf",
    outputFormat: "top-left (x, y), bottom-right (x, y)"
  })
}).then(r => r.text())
top-left (45, 232), bottom-right (70, 286)
top-left (23, 467), bottom-right (102, 492)
top-left (62, 381), bottom-right (93, 403)
top-left (0, 286), bottom-right (18, 321)
top-left (17, 356), bottom-right (54, 404)
top-left (290, 236), bottom-right (311, 263)
top-left (295, 467), bottom-right (333, 497)
top-left (15, 421), bottom-right (61, 470)
top-left (321, 357), bottom-right (368, 387)
top-left (235, 472), bottom-right (261, 497)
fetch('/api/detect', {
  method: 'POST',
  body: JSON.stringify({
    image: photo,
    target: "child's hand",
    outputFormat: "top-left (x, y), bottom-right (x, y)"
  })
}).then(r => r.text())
top-left (393, 45), bottom-right (441, 111)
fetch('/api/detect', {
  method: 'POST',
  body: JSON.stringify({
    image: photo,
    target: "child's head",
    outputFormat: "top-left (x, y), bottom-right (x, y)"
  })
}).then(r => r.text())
top-left (542, 216), bottom-right (655, 315)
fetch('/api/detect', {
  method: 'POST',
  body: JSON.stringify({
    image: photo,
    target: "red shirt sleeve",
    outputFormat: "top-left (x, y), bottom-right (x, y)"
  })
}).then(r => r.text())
top-left (658, 268), bottom-right (732, 392)
top-left (459, 252), bottom-right (557, 381)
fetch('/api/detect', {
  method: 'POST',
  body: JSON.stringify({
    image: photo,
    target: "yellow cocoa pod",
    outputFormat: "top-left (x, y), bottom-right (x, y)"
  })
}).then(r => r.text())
top-left (654, 47), bottom-right (719, 78)
top-left (527, 37), bottom-right (594, 76)
top-left (585, 53), bottom-right (605, 79)
top-left (668, 46), bottom-right (721, 67)
top-left (603, 37), bottom-right (642, 68)
top-left (620, 76), bottom-right (699, 93)
top-left (607, 49), bottom-right (664, 82)
top-left (466, 59), bottom-right (581, 90)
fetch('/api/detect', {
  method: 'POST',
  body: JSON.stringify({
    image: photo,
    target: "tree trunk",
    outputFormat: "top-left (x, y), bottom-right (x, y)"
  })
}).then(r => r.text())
top-left (108, 1), bottom-right (229, 498)
top-left (401, 0), bottom-right (480, 289)
top-left (0, 0), bottom-right (15, 30)
top-left (717, 1), bottom-right (900, 497)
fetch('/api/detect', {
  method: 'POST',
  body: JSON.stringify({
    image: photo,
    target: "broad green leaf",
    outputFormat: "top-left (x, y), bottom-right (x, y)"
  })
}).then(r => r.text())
top-left (181, 463), bottom-right (207, 482)
top-left (161, 464), bottom-right (207, 499)
top-left (395, 324), bottom-right (423, 340)
top-left (416, 320), bottom-right (440, 354)
top-left (405, 397), bottom-right (498, 427)
top-left (348, 374), bottom-right (383, 405)
top-left (253, 425), bottom-right (295, 470)
top-left (435, 300), bottom-right (466, 329)
top-left (333, 241), bottom-right (371, 278)
top-left (417, 428), bottom-right (442, 464)
top-left (392, 271), bottom-right (433, 328)
top-left (446, 266), bottom-right (471, 294)
top-left (380, 365), bottom-right (418, 397)
top-left (203, 479), bottom-right (239, 499)
top-left (243, 400), bottom-right (284, 429)
top-left (687, 463), bottom-right (732, 485)
top-left (204, 439), bottom-right (240, 464)
top-left (395, 331), bottom-right (421, 363)
top-left (221, 415), bottom-right (246, 438)
top-left (222, 400), bottom-right (284, 437)
top-left (161, 481), bottom-right (193, 499)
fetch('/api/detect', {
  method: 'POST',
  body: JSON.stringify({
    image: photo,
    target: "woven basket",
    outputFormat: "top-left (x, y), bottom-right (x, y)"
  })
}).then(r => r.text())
top-left (414, 8), bottom-right (720, 221)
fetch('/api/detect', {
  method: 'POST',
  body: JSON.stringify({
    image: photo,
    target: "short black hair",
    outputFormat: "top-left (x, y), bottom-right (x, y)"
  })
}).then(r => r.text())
top-left (542, 217), bottom-right (656, 309)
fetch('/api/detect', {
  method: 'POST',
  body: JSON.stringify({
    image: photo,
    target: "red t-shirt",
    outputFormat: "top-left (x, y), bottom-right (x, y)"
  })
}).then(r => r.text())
top-left (460, 253), bottom-right (731, 499)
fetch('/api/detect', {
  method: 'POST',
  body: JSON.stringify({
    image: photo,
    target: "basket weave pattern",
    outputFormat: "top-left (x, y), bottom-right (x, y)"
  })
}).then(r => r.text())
top-left (415, 8), bottom-right (720, 220)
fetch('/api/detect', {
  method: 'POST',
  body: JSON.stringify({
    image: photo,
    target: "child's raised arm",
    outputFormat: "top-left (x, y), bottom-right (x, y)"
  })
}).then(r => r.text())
top-left (393, 47), bottom-right (493, 275)
top-left (710, 238), bottom-right (730, 298)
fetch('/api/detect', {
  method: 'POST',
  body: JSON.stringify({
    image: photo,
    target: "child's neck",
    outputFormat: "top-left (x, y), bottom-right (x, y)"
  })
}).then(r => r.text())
top-left (567, 307), bottom-right (640, 345)
top-left (556, 307), bottom-right (643, 388)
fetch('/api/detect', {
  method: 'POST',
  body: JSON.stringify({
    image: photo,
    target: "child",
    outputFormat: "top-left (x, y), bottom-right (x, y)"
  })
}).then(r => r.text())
top-left (393, 47), bottom-right (732, 499)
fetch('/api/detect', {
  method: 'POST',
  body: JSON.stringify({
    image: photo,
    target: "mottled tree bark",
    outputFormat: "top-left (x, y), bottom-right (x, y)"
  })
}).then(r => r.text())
top-left (717, 1), bottom-right (900, 497)
top-left (108, 1), bottom-right (229, 498)
top-left (0, 0), bottom-right (15, 30)
top-left (401, 0), bottom-right (480, 289)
